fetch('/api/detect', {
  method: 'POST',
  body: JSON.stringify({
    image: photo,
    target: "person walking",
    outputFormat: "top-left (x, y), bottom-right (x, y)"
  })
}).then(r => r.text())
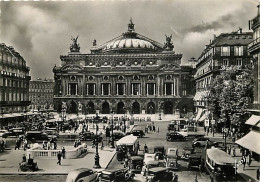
top-left (233, 146), bottom-right (236, 157)
top-left (248, 154), bottom-right (252, 167)
top-left (257, 167), bottom-right (260, 180)
top-left (242, 155), bottom-right (246, 170)
top-left (57, 151), bottom-right (62, 165)
top-left (22, 154), bottom-right (26, 163)
top-left (62, 147), bottom-right (66, 159)
top-left (144, 144), bottom-right (148, 153)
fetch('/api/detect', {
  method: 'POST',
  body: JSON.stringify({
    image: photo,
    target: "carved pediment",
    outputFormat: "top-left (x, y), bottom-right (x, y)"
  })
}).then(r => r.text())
top-left (159, 64), bottom-right (180, 70)
top-left (61, 64), bottom-right (83, 72)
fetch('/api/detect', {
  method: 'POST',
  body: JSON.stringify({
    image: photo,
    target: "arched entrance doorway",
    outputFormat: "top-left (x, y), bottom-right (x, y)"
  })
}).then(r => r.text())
top-left (164, 101), bottom-right (173, 114)
top-left (147, 102), bottom-right (155, 114)
top-left (70, 101), bottom-right (77, 114)
top-left (132, 102), bottom-right (140, 114)
top-left (117, 102), bottom-right (125, 114)
top-left (102, 102), bottom-right (110, 114)
top-left (87, 102), bottom-right (95, 114)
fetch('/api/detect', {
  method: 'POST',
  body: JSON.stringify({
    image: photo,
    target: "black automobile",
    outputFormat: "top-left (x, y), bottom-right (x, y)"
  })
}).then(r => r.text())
top-left (113, 131), bottom-right (125, 141)
top-left (166, 132), bottom-right (186, 141)
top-left (79, 131), bottom-right (94, 141)
top-left (132, 130), bottom-right (145, 138)
top-left (24, 131), bottom-right (49, 143)
top-left (154, 146), bottom-right (165, 160)
top-left (188, 154), bottom-right (204, 171)
top-left (98, 168), bottom-right (134, 182)
top-left (146, 167), bottom-right (173, 182)
top-left (2, 128), bottom-right (25, 138)
top-left (129, 156), bottom-right (144, 173)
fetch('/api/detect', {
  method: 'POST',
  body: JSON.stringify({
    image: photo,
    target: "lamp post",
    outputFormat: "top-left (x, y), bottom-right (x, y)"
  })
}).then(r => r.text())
top-left (93, 113), bottom-right (101, 169)
top-left (110, 110), bottom-right (115, 148)
top-left (148, 105), bottom-right (153, 121)
top-left (123, 107), bottom-right (126, 133)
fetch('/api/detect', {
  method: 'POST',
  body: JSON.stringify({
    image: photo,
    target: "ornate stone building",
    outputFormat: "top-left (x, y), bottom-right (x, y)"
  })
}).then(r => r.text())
top-left (29, 78), bottom-right (54, 111)
top-left (53, 20), bottom-right (194, 117)
top-left (0, 43), bottom-right (31, 126)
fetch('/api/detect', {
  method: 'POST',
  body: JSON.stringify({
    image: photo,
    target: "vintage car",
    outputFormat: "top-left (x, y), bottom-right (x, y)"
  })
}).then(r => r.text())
top-left (128, 156), bottom-right (144, 173)
top-left (166, 132), bottom-right (186, 141)
top-left (2, 128), bottom-right (25, 138)
top-left (66, 168), bottom-right (98, 182)
top-left (24, 131), bottom-right (49, 143)
top-left (132, 129), bottom-right (145, 138)
top-left (79, 132), bottom-right (94, 141)
top-left (188, 154), bottom-right (203, 170)
top-left (145, 167), bottom-right (173, 182)
top-left (98, 168), bottom-right (134, 182)
top-left (181, 147), bottom-right (194, 160)
top-left (154, 146), bottom-right (165, 160)
top-left (166, 148), bottom-right (179, 170)
top-left (144, 153), bottom-right (156, 165)
top-left (113, 131), bottom-right (125, 141)
top-left (192, 137), bottom-right (210, 147)
top-left (0, 130), bottom-right (9, 137)
top-left (44, 129), bottom-right (59, 140)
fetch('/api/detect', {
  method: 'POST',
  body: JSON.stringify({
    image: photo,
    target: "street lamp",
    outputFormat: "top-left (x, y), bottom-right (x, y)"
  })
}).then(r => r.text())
top-left (148, 105), bottom-right (153, 121)
top-left (123, 107), bottom-right (126, 133)
top-left (110, 110), bottom-right (115, 148)
top-left (93, 113), bottom-right (101, 169)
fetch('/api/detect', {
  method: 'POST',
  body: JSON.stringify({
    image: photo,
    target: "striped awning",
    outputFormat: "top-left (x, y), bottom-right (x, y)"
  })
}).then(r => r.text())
top-left (236, 131), bottom-right (260, 155)
top-left (246, 115), bottom-right (260, 126)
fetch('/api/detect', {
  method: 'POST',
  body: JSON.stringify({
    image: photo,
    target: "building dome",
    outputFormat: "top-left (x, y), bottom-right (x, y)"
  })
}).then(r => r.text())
top-left (90, 19), bottom-right (164, 54)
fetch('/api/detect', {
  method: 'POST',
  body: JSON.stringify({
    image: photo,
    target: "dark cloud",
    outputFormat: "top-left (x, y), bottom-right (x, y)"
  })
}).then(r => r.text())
top-left (0, 0), bottom-right (257, 79)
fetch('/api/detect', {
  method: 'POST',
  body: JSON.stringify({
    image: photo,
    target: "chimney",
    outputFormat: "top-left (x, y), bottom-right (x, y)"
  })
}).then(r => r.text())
top-left (239, 27), bottom-right (242, 34)
top-left (214, 34), bottom-right (216, 39)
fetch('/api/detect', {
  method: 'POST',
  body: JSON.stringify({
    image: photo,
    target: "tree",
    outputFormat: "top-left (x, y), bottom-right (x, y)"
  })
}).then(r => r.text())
top-left (206, 67), bottom-right (254, 133)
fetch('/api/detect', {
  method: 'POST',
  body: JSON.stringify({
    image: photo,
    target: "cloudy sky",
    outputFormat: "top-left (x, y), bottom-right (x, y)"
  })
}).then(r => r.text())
top-left (1, 0), bottom-right (258, 80)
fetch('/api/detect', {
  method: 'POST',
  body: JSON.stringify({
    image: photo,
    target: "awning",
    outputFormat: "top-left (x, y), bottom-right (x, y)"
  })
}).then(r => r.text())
top-left (245, 115), bottom-right (260, 126)
top-left (194, 91), bottom-right (209, 101)
top-left (195, 109), bottom-right (203, 121)
top-left (2, 114), bottom-right (17, 118)
top-left (236, 131), bottom-right (260, 155)
top-left (198, 113), bottom-right (206, 122)
top-left (194, 92), bottom-right (202, 101)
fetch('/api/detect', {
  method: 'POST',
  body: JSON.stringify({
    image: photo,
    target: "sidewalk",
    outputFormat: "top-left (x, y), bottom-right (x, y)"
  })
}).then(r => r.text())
top-left (0, 146), bottom-right (116, 174)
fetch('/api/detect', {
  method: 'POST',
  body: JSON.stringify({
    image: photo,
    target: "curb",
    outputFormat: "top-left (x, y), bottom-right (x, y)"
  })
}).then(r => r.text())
top-left (104, 150), bottom-right (117, 169)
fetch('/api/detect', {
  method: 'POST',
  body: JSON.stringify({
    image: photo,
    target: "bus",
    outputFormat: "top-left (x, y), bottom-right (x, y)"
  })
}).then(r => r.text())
top-left (205, 148), bottom-right (237, 182)
top-left (116, 134), bottom-right (138, 156)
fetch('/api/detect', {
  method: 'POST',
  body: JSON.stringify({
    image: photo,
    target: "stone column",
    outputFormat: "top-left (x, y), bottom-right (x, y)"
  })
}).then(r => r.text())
top-left (101, 84), bottom-right (103, 95)
top-left (173, 78), bottom-right (176, 96)
top-left (116, 84), bottom-right (118, 95)
top-left (147, 84), bottom-right (149, 95)
top-left (171, 83), bottom-right (174, 95)
top-left (86, 84), bottom-right (89, 95)
top-left (94, 84), bottom-right (96, 95)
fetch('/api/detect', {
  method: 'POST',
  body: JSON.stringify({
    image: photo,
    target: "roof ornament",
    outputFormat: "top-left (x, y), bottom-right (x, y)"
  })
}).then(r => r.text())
top-left (70, 35), bottom-right (80, 52)
top-left (164, 34), bottom-right (174, 50)
top-left (128, 18), bottom-right (135, 32)
top-left (92, 39), bottom-right (97, 46)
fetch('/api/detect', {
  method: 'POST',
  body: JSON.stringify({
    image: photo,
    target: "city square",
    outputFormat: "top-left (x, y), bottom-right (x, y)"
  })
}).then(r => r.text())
top-left (1, 0), bottom-right (260, 182)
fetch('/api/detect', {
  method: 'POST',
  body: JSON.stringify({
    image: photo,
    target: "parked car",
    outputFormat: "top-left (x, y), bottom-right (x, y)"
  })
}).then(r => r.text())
top-left (192, 137), bottom-right (210, 147)
top-left (25, 131), bottom-right (49, 143)
top-left (166, 132), bottom-right (186, 141)
top-left (144, 153), bottom-right (156, 165)
top-left (0, 130), bottom-right (9, 137)
top-left (79, 132), bottom-right (94, 141)
top-left (3, 128), bottom-right (25, 138)
top-left (66, 168), bottom-right (98, 182)
top-left (113, 131), bottom-right (125, 141)
top-left (145, 167), bottom-right (173, 182)
top-left (181, 147), bottom-right (194, 160)
top-left (154, 146), bottom-right (165, 160)
top-left (132, 129), bottom-right (145, 138)
top-left (128, 156), bottom-right (144, 173)
top-left (98, 168), bottom-right (134, 182)
top-left (166, 148), bottom-right (179, 170)
top-left (44, 129), bottom-right (59, 140)
top-left (187, 154), bottom-right (203, 170)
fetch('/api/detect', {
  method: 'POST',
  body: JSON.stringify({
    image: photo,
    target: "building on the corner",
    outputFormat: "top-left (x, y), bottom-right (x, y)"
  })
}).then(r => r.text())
top-left (0, 43), bottom-right (31, 127)
top-left (53, 20), bottom-right (195, 119)
top-left (248, 4), bottom-right (260, 114)
top-left (29, 78), bottom-right (54, 112)
top-left (194, 29), bottom-right (253, 127)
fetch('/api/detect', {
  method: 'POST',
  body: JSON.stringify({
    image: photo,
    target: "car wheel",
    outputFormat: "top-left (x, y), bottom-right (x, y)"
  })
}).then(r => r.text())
top-left (125, 173), bottom-right (130, 179)
top-left (76, 179), bottom-right (84, 182)
top-left (136, 165), bottom-right (141, 170)
top-left (166, 136), bottom-right (171, 141)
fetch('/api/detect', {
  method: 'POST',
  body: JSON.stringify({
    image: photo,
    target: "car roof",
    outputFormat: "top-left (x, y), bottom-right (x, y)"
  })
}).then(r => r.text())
top-left (148, 167), bottom-right (168, 172)
top-left (130, 156), bottom-right (143, 160)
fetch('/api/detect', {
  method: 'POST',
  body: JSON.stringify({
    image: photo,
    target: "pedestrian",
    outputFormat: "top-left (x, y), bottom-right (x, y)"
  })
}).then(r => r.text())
top-left (101, 139), bottom-right (104, 150)
top-left (228, 146), bottom-right (231, 155)
top-left (57, 151), bottom-right (62, 165)
top-left (257, 167), bottom-right (260, 180)
top-left (233, 146), bottom-right (236, 157)
top-left (53, 141), bottom-right (57, 150)
top-left (22, 154), bottom-right (26, 163)
top-left (153, 125), bottom-right (156, 132)
top-left (47, 141), bottom-right (51, 150)
top-left (137, 141), bottom-right (140, 151)
top-left (61, 147), bottom-right (66, 159)
top-left (144, 144), bottom-right (148, 153)
top-left (242, 155), bottom-right (246, 170)
top-left (248, 154), bottom-right (252, 167)
top-left (124, 158), bottom-right (129, 168)
top-left (74, 140), bottom-right (78, 148)
top-left (157, 127), bottom-right (159, 133)
top-left (23, 139), bottom-right (27, 151)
